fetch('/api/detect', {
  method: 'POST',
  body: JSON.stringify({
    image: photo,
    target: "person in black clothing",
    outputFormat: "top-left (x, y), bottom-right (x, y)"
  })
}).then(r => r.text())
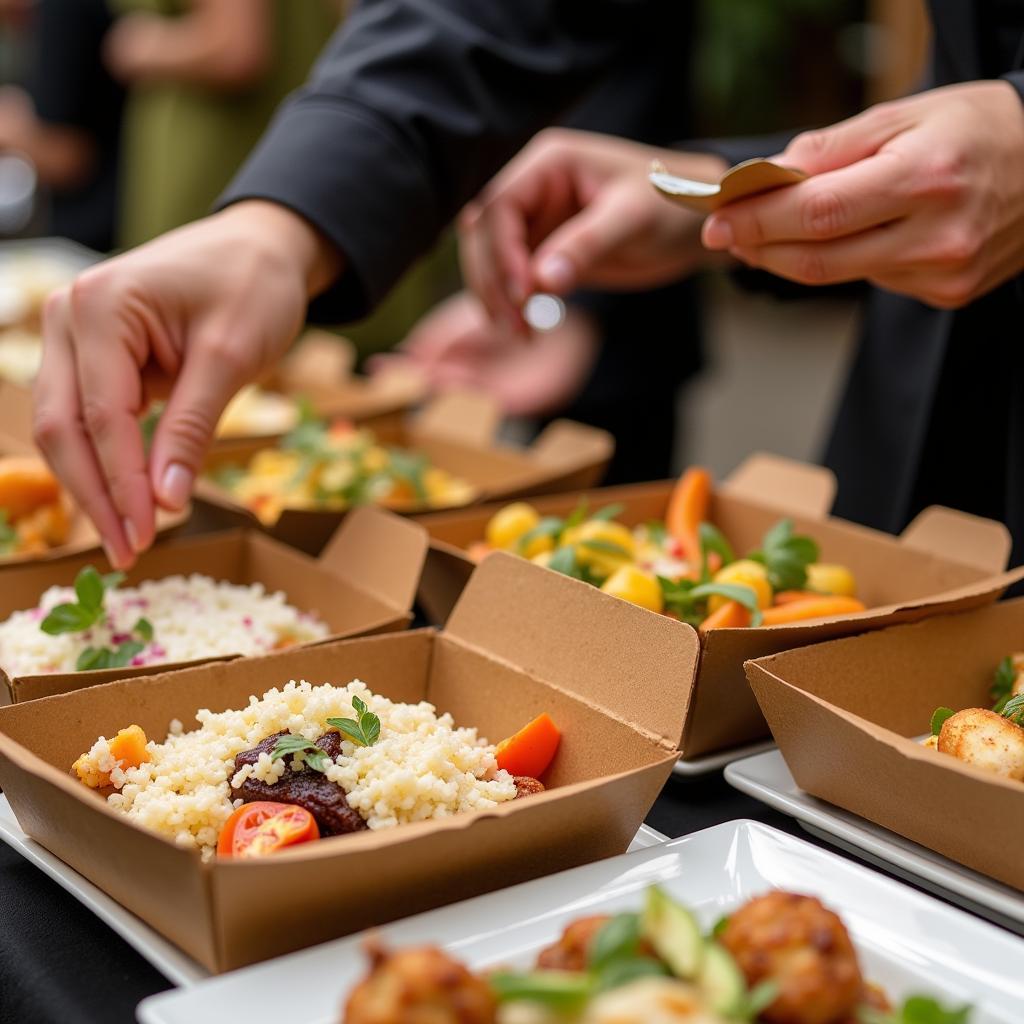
top-left (0, 0), bottom-right (123, 250)
top-left (28, 0), bottom-right (1024, 570)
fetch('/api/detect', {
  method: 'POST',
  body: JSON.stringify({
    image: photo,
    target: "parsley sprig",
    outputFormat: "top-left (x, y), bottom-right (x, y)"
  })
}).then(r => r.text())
top-left (748, 518), bottom-right (819, 592)
top-left (327, 695), bottom-right (381, 747)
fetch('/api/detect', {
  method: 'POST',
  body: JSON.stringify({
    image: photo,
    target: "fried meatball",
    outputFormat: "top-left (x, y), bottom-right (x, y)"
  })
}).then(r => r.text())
top-left (938, 708), bottom-right (1024, 781)
top-left (513, 777), bottom-right (545, 799)
top-left (535, 915), bottom-right (610, 972)
top-left (719, 892), bottom-right (862, 1024)
top-left (344, 940), bottom-right (496, 1024)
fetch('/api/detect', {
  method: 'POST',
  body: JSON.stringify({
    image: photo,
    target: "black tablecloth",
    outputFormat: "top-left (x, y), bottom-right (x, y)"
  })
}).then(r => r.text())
top-left (3, 768), bottom-right (994, 1024)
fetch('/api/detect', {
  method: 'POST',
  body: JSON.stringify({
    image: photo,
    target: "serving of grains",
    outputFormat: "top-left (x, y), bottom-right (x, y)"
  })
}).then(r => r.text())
top-left (73, 680), bottom-right (517, 858)
top-left (0, 574), bottom-right (328, 676)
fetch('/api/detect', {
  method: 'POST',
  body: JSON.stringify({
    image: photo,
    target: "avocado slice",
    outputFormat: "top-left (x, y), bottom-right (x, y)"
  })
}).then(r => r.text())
top-left (699, 942), bottom-right (747, 1017)
top-left (641, 886), bottom-right (704, 979)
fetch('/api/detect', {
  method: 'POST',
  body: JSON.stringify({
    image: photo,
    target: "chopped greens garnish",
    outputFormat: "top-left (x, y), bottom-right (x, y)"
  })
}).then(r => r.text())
top-left (858, 996), bottom-right (972, 1024)
top-left (930, 707), bottom-right (956, 736)
top-left (327, 695), bottom-right (381, 747)
top-left (991, 655), bottom-right (1016, 713)
top-left (270, 734), bottom-right (331, 773)
top-left (76, 641), bottom-right (144, 672)
top-left (517, 516), bottom-right (567, 555)
top-left (588, 913), bottom-right (642, 969)
top-left (590, 503), bottom-right (625, 522)
top-left (577, 537), bottom-right (632, 558)
top-left (999, 692), bottom-right (1024, 727)
top-left (698, 522), bottom-right (735, 583)
top-left (749, 518), bottom-right (819, 592)
top-left (658, 576), bottom-right (763, 627)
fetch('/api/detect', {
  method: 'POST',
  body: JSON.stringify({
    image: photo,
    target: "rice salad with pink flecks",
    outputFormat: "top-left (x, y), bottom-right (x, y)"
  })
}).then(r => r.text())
top-left (0, 572), bottom-right (328, 676)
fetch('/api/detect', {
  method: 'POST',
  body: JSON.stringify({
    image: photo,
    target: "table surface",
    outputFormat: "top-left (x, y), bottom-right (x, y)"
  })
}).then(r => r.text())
top-left (2, 768), bottom-right (1002, 1024)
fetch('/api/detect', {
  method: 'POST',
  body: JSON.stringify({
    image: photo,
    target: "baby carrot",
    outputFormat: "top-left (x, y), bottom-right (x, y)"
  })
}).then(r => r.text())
top-left (665, 466), bottom-right (712, 563)
top-left (773, 590), bottom-right (819, 605)
top-left (760, 596), bottom-right (866, 625)
top-left (495, 713), bottom-right (561, 779)
top-left (699, 600), bottom-right (751, 632)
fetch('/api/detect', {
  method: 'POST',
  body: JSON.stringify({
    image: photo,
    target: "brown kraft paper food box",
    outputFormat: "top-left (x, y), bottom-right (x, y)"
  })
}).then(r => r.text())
top-left (197, 391), bottom-right (614, 555)
top-left (0, 505), bottom-right (427, 704)
top-left (0, 380), bottom-right (189, 563)
top-left (744, 595), bottom-right (1024, 891)
top-left (0, 553), bottom-right (696, 972)
top-left (416, 452), bottom-right (1020, 760)
top-left (217, 330), bottom-right (428, 438)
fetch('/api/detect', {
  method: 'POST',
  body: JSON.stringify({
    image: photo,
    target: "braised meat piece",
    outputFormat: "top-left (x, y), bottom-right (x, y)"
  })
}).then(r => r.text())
top-left (513, 776), bottom-right (545, 799)
top-left (232, 730), bottom-right (367, 836)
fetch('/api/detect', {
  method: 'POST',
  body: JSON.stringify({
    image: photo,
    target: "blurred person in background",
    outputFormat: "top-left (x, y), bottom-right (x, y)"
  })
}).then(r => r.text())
top-left (0, 0), bottom-right (123, 250)
top-left (104, 0), bottom-right (338, 247)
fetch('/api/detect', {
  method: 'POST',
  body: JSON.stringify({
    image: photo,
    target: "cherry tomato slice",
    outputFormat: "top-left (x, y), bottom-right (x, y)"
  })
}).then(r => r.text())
top-left (217, 801), bottom-right (320, 858)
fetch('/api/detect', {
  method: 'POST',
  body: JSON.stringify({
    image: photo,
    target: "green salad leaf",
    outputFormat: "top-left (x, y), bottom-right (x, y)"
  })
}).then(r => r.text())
top-left (749, 518), bottom-right (819, 592)
top-left (999, 692), bottom-right (1024, 727)
top-left (930, 707), bottom-right (956, 736)
top-left (698, 522), bottom-right (735, 582)
top-left (991, 655), bottom-right (1016, 713)
top-left (859, 995), bottom-right (972, 1024)
top-left (658, 577), bottom-right (763, 627)
top-left (327, 694), bottom-right (381, 747)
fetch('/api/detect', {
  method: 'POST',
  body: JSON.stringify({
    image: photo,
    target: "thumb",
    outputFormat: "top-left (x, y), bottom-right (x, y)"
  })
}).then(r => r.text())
top-left (531, 186), bottom-right (646, 294)
top-left (778, 103), bottom-right (909, 175)
top-left (149, 341), bottom-right (251, 511)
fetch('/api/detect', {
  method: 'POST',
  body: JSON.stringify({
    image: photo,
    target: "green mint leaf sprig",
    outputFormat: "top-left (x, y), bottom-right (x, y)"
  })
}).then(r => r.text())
top-left (0, 509), bottom-right (17, 555)
top-left (517, 516), bottom-right (566, 555)
top-left (270, 734), bottom-right (331, 773)
top-left (930, 707), bottom-right (956, 736)
top-left (73, 615), bottom-right (156, 673)
top-left (858, 995), bottom-right (972, 1024)
top-left (327, 694), bottom-right (381, 747)
top-left (749, 518), bottom-right (819, 592)
top-left (698, 522), bottom-right (736, 583)
top-left (999, 692), bottom-right (1024, 727)
top-left (41, 566), bottom-right (125, 636)
top-left (658, 577), bottom-right (763, 627)
top-left (991, 655), bottom-right (1016, 713)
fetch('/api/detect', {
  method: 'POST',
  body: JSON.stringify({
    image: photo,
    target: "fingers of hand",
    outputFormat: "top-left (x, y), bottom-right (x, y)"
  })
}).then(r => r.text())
top-left (781, 99), bottom-right (909, 174)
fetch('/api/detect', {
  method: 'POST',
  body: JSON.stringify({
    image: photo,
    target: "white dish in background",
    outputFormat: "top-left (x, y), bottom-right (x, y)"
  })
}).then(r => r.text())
top-left (725, 747), bottom-right (1024, 934)
top-left (672, 738), bottom-right (776, 777)
top-left (0, 793), bottom-right (666, 987)
top-left (136, 819), bottom-right (1023, 1024)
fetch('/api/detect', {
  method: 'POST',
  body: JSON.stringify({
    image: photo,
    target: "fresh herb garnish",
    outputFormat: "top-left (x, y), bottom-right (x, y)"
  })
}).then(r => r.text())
top-left (658, 577), bottom-right (763, 627)
top-left (387, 449), bottom-right (428, 502)
top-left (327, 695), bottom-right (381, 747)
top-left (0, 509), bottom-right (17, 555)
top-left (749, 518), bottom-right (819, 592)
top-left (930, 707), bottom-right (956, 736)
top-left (590, 503), bottom-right (625, 522)
top-left (698, 522), bottom-right (736, 583)
top-left (991, 655), bottom-right (1016, 713)
top-left (644, 520), bottom-right (668, 545)
top-left (213, 464), bottom-right (248, 490)
top-left (41, 566), bottom-right (124, 635)
top-left (741, 980), bottom-right (782, 1018)
top-left (858, 995), bottom-right (972, 1024)
top-left (588, 913), bottom-right (642, 969)
top-left (999, 692), bottom-right (1024, 727)
top-left (577, 537), bottom-right (632, 558)
top-left (76, 641), bottom-right (145, 672)
top-left (270, 734), bottom-right (331, 773)
top-left (517, 516), bottom-right (567, 555)
top-left (489, 971), bottom-right (593, 1010)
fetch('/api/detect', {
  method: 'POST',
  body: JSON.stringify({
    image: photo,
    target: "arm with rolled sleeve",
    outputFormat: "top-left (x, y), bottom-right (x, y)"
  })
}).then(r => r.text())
top-left (220, 0), bottom-right (667, 322)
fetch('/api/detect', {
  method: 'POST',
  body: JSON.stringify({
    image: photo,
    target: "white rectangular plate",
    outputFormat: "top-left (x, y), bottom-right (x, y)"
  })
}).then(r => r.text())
top-left (136, 819), bottom-right (1022, 1024)
top-left (0, 793), bottom-right (665, 987)
top-left (672, 739), bottom-right (776, 776)
top-left (725, 748), bottom-right (1024, 933)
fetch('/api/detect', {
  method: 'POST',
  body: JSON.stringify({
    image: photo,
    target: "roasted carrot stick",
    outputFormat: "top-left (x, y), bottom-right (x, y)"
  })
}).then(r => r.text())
top-left (495, 712), bottom-right (561, 778)
top-left (761, 596), bottom-right (866, 625)
top-left (773, 590), bottom-right (819, 605)
top-left (699, 600), bottom-right (751, 632)
top-left (665, 466), bottom-right (712, 563)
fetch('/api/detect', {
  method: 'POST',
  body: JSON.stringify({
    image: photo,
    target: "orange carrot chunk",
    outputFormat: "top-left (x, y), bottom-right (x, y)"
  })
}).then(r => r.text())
top-left (495, 713), bottom-right (561, 779)
top-left (699, 600), bottom-right (751, 632)
top-left (773, 590), bottom-right (819, 605)
top-left (760, 596), bottom-right (866, 625)
top-left (665, 466), bottom-right (712, 563)
top-left (108, 724), bottom-right (149, 771)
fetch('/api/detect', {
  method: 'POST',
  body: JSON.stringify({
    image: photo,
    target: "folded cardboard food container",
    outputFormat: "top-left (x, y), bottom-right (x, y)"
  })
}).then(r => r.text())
top-left (0, 505), bottom-right (426, 704)
top-left (198, 391), bottom-right (614, 554)
top-left (417, 453), bottom-right (1020, 760)
top-left (0, 553), bottom-right (695, 972)
top-left (217, 330), bottom-right (428, 439)
top-left (745, 596), bottom-right (1024, 891)
top-left (0, 381), bottom-right (188, 564)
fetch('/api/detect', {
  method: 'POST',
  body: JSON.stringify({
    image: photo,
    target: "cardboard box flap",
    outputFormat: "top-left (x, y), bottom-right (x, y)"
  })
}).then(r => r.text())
top-left (411, 392), bottom-right (501, 448)
top-left (900, 505), bottom-right (1011, 574)
top-left (317, 505), bottom-right (428, 611)
top-left (528, 420), bottom-right (615, 475)
top-left (445, 552), bottom-right (696, 748)
top-left (721, 452), bottom-right (835, 520)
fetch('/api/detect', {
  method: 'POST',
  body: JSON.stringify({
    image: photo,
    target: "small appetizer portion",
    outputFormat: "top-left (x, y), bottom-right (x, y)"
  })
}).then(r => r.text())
top-left (0, 565), bottom-right (327, 676)
top-left (210, 416), bottom-right (476, 524)
top-left (341, 887), bottom-right (970, 1023)
top-left (474, 468), bottom-right (863, 629)
top-left (0, 456), bottom-right (70, 559)
top-left (70, 680), bottom-right (557, 859)
top-left (927, 655), bottom-right (1024, 782)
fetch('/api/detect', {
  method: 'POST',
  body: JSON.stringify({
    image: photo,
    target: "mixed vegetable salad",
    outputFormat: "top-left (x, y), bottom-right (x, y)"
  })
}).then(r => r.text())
top-left (473, 468), bottom-right (864, 629)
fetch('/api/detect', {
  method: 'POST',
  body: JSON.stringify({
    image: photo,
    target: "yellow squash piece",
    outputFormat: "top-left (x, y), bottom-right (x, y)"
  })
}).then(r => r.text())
top-left (806, 563), bottom-right (857, 597)
top-left (601, 565), bottom-right (664, 614)
top-left (485, 502), bottom-right (540, 551)
top-left (707, 559), bottom-right (772, 613)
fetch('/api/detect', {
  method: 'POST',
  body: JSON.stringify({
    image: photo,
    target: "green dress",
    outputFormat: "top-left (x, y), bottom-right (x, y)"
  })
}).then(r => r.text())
top-left (114, 0), bottom-right (338, 248)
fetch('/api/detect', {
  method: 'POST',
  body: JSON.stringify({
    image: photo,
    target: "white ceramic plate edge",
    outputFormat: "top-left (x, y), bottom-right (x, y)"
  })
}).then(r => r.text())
top-left (672, 738), bottom-right (776, 776)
